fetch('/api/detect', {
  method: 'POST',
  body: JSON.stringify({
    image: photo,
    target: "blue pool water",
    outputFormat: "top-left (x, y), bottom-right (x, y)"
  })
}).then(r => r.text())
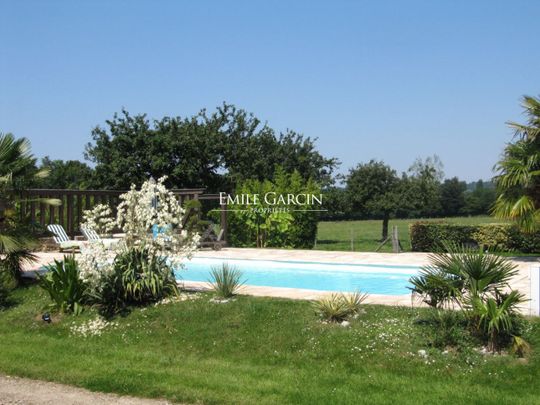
top-left (175, 257), bottom-right (419, 295)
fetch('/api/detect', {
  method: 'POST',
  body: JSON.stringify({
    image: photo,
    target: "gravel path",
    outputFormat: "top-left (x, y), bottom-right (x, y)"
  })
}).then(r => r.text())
top-left (0, 375), bottom-right (175, 405)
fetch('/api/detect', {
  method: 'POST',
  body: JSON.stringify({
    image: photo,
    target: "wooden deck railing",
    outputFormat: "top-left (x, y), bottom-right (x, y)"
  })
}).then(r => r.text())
top-left (19, 188), bottom-right (226, 242)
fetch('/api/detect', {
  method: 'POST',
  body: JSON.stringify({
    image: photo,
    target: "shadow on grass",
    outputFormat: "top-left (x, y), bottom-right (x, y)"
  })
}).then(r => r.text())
top-left (315, 239), bottom-right (341, 245)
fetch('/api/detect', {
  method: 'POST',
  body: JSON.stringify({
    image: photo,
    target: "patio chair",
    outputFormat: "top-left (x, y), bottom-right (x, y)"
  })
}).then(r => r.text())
top-left (80, 226), bottom-right (100, 242)
top-left (81, 226), bottom-right (120, 248)
top-left (47, 224), bottom-right (85, 252)
top-left (199, 224), bottom-right (225, 250)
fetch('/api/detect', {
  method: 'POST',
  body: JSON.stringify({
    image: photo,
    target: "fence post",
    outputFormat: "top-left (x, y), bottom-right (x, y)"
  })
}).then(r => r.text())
top-left (220, 200), bottom-right (228, 245)
top-left (67, 193), bottom-right (74, 238)
top-left (531, 266), bottom-right (539, 316)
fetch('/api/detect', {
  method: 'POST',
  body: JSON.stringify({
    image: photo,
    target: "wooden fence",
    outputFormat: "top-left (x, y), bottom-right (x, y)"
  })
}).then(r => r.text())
top-left (19, 188), bottom-right (227, 241)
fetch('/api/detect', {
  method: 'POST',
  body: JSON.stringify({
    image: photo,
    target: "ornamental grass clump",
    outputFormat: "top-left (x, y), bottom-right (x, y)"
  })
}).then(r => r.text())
top-left (313, 291), bottom-right (368, 323)
top-left (39, 256), bottom-right (87, 315)
top-left (89, 245), bottom-right (179, 315)
top-left (209, 263), bottom-right (244, 298)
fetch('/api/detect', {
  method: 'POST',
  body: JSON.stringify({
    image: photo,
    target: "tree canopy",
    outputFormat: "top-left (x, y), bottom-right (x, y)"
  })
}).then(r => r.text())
top-left (36, 157), bottom-right (94, 189)
top-left (85, 104), bottom-right (338, 192)
top-left (346, 160), bottom-right (408, 239)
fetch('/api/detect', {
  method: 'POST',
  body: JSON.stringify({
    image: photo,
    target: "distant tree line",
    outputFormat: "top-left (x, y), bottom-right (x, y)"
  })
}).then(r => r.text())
top-left (322, 157), bottom-right (496, 239)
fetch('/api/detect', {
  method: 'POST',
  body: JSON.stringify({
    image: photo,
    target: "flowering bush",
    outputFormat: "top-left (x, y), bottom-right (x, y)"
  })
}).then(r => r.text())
top-left (78, 177), bottom-right (200, 313)
top-left (115, 177), bottom-right (200, 264)
top-left (81, 204), bottom-right (115, 236)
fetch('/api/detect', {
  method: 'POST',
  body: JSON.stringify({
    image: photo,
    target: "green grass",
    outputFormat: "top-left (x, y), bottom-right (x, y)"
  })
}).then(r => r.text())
top-left (316, 216), bottom-right (504, 253)
top-left (1, 285), bottom-right (539, 404)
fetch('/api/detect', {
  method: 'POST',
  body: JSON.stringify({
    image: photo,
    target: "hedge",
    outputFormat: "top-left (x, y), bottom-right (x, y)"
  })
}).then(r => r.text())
top-left (409, 222), bottom-right (540, 253)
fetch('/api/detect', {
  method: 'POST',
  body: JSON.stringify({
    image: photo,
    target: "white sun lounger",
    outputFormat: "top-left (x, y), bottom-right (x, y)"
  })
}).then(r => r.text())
top-left (81, 226), bottom-right (120, 248)
top-left (47, 224), bottom-right (85, 252)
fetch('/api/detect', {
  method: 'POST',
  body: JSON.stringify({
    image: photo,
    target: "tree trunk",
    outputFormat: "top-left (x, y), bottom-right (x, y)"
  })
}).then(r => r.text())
top-left (381, 213), bottom-right (390, 241)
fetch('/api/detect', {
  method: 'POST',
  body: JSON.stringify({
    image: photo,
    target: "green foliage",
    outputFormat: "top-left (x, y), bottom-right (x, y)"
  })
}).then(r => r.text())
top-left (493, 95), bottom-right (540, 232)
top-left (406, 156), bottom-right (444, 218)
top-left (346, 160), bottom-right (405, 239)
top-left (409, 222), bottom-right (540, 253)
top-left (469, 290), bottom-right (526, 352)
top-left (91, 246), bottom-right (178, 315)
top-left (226, 168), bottom-right (320, 248)
top-left (36, 157), bottom-right (94, 189)
top-left (423, 309), bottom-right (471, 349)
top-left (39, 256), bottom-right (87, 315)
top-left (409, 222), bottom-right (476, 251)
top-left (182, 199), bottom-right (210, 234)
top-left (0, 265), bottom-right (17, 307)
top-left (209, 263), bottom-right (244, 298)
top-left (410, 244), bottom-right (526, 352)
top-left (410, 268), bottom-right (462, 308)
top-left (340, 291), bottom-right (369, 314)
top-left (0, 133), bottom-right (59, 261)
top-left (319, 186), bottom-right (351, 220)
top-left (511, 335), bottom-right (532, 358)
top-left (85, 105), bottom-right (337, 191)
top-left (440, 177), bottom-right (467, 216)
top-left (313, 292), bottom-right (367, 322)
top-left (463, 180), bottom-right (496, 216)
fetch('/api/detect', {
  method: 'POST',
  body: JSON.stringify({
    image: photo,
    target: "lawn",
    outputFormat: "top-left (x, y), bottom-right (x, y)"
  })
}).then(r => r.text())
top-left (316, 216), bottom-right (503, 253)
top-left (0, 285), bottom-right (539, 404)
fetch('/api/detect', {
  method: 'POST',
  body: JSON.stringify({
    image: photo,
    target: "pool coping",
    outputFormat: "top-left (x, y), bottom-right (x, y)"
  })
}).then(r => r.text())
top-left (23, 248), bottom-right (539, 314)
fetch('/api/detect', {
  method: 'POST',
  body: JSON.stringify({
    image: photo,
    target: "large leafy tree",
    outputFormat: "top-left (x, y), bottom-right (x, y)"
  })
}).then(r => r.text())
top-left (493, 95), bottom-right (540, 231)
top-left (36, 157), bottom-right (94, 189)
top-left (440, 177), bottom-right (467, 216)
top-left (407, 156), bottom-right (444, 217)
top-left (85, 104), bottom-right (338, 192)
top-left (463, 180), bottom-right (496, 216)
top-left (346, 160), bottom-right (408, 240)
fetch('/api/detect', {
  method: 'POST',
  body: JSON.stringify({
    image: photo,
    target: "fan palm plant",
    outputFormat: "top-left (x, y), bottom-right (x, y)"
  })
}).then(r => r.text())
top-left (0, 133), bottom-right (58, 284)
top-left (469, 289), bottom-right (526, 352)
top-left (492, 95), bottom-right (540, 232)
top-left (410, 243), bottom-right (519, 308)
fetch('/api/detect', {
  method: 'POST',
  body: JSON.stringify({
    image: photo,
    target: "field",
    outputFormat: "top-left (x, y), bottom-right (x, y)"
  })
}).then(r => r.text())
top-left (316, 216), bottom-right (503, 253)
top-left (0, 285), bottom-right (539, 404)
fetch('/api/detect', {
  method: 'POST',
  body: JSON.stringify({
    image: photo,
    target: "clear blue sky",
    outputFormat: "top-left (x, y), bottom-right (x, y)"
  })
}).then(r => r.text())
top-left (1, 0), bottom-right (539, 182)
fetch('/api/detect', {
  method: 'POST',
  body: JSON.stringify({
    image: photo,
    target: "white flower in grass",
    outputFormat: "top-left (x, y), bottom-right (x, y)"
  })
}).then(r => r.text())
top-left (70, 317), bottom-right (117, 337)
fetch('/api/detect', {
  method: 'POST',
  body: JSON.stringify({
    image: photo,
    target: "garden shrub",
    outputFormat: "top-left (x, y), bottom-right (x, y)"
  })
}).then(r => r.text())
top-left (423, 309), bottom-right (471, 349)
top-left (409, 244), bottom-right (527, 353)
top-left (410, 222), bottom-right (540, 253)
top-left (39, 256), bottom-right (87, 315)
top-left (90, 246), bottom-right (178, 315)
top-left (77, 177), bottom-right (199, 315)
top-left (223, 168), bottom-right (320, 249)
top-left (0, 268), bottom-right (15, 307)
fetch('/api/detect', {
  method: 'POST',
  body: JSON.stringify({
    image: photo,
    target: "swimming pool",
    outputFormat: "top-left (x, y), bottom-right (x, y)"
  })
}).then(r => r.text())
top-left (175, 257), bottom-right (419, 295)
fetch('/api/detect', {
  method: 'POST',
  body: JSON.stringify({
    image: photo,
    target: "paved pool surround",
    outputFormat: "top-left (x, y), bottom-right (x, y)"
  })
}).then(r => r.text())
top-left (25, 248), bottom-right (538, 314)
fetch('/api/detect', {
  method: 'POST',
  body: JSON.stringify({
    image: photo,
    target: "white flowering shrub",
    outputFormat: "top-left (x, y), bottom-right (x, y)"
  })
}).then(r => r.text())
top-left (78, 177), bottom-right (200, 313)
top-left (81, 204), bottom-right (115, 235)
top-left (115, 176), bottom-right (200, 263)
